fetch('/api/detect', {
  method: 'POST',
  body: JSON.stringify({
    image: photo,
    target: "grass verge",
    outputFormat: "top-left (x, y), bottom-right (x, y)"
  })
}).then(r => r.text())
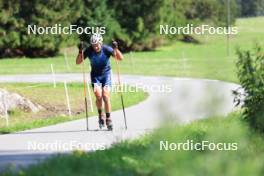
top-left (3, 112), bottom-right (264, 176)
top-left (0, 83), bottom-right (148, 133)
top-left (0, 18), bottom-right (263, 83)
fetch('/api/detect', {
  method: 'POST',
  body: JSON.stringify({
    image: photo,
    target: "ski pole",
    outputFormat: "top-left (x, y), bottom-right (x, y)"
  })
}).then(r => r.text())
top-left (81, 41), bottom-right (89, 131)
top-left (114, 51), bottom-right (128, 130)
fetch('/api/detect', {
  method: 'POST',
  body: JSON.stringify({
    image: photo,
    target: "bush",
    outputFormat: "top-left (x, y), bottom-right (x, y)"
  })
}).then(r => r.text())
top-left (75, 0), bottom-right (123, 46)
top-left (109, 0), bottom-right (238, 51)
top-left (186, 0), bottom-right (237, 26)
top-left (0, 0), bottom-right (82, 58)
top-left (237, 0), bottom-right (264, 17)
top-left (0, 0), bottom-right (238, 57)
top-left (236, 45), bottom-right (264, 132)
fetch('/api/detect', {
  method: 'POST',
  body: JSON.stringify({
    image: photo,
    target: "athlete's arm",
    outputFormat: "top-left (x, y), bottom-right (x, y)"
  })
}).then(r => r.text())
top-left (76, 43), bottom-right (87, 65)
top-left (76, 51), bottom-right (83, 65)
top-left (113, 48), bottom-right (123, 61)
top-left (112, 40), bottom-right (123, 61)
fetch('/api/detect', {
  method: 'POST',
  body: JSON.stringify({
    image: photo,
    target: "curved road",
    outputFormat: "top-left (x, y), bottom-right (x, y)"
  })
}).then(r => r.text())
top-left (0, 74), bottom-right (239, 171)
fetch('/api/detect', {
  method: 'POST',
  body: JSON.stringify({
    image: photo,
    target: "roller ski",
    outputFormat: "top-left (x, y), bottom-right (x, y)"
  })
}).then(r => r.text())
top-left (106, 117), bottom-right (113, 131)
top-left (98, 115), bottom-right (105, 129)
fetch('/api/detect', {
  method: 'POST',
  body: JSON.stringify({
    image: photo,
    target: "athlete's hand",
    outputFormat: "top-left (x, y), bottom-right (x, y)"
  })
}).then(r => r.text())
top-left (78, 42), bottom-right (89, 53)
top-left (78, 43), bottom-right (83, 53)
top-left (112, 40), bottom-right (118, 49)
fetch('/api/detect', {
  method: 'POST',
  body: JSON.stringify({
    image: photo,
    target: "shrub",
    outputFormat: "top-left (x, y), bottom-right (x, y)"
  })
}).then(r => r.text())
top-left (236, 45), bottom-right (264, 132)
top-left (108, 0), bottom-right (238, 51)
top-left (0, 0), bottom-right (82, 58)
top-left (0, 0), bottom-right (238, 57)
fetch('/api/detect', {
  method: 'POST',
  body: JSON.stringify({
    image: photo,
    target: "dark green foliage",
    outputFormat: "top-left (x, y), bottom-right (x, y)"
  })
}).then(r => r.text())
top-left (236, 45), bottom-right (264, 132)
top-left (0, 0), bottom-right (82, 57)
top-left (108, 0), bottom-right (167, 51)
top-left (0, 0), bottom-right (238, 57)
top-left (75, 0), bottom-right (122, 46)
top-left (108, 0), bottom-right (237, 51)
top-left (185, 0), bottom-right (237, 26)
top-left (237, 0), bottom-right (264, 17)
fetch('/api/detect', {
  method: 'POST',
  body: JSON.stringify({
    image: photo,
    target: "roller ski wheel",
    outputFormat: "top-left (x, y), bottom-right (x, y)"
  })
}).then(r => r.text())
top-left (106, 118), bottom-right (113, 131)
top-left (98, 116), bottom-right (105, 129)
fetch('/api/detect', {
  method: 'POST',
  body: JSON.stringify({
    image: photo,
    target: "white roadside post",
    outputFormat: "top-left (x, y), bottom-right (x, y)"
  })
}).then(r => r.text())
top-left (2, 94), bottom-right (9, 127)
top-left (182, 51), bottom-right (187, 75)
top-left (129, 51), bottom-right (135, 73)
top-left (205, 34), bottom-right (209, 43)
top-left (64, 49), bottom-right (70, 72)
top-left (86, 81), bottom-right (94, 113)
top-left (51, 64), bottom-right (56, 88)
top-left (64, 80), bottom-right (72, 117)
top-left (226, 0), bottom-right (231, 57)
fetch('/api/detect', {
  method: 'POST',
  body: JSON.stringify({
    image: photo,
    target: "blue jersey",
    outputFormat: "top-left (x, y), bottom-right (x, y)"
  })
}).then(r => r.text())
top-left (84, 45), bottom-right (114, 76)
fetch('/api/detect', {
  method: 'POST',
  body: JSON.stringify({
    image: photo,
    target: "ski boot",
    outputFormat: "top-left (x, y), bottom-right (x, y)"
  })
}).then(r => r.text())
top-left (98, 115), bottom-right (105, 129)
top-left (106, 117), bottom-right (113, 131)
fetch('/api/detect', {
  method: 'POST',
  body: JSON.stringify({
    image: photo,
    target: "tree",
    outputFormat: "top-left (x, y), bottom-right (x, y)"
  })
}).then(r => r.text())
top-left (0, 0), bottom-right (82, 57)
top-left (109, 0), bottom-right (238, 51)
top-left (75, 0), bottom-right (122, 47)
top-left (237, 0), bottom-right (264, 17)
top-left (0, 0), bottom-right (239, 57)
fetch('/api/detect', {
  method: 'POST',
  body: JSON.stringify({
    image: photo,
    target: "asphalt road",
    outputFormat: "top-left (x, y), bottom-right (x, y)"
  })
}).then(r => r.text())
top-left (0, 74), bottom-right (239, 172)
